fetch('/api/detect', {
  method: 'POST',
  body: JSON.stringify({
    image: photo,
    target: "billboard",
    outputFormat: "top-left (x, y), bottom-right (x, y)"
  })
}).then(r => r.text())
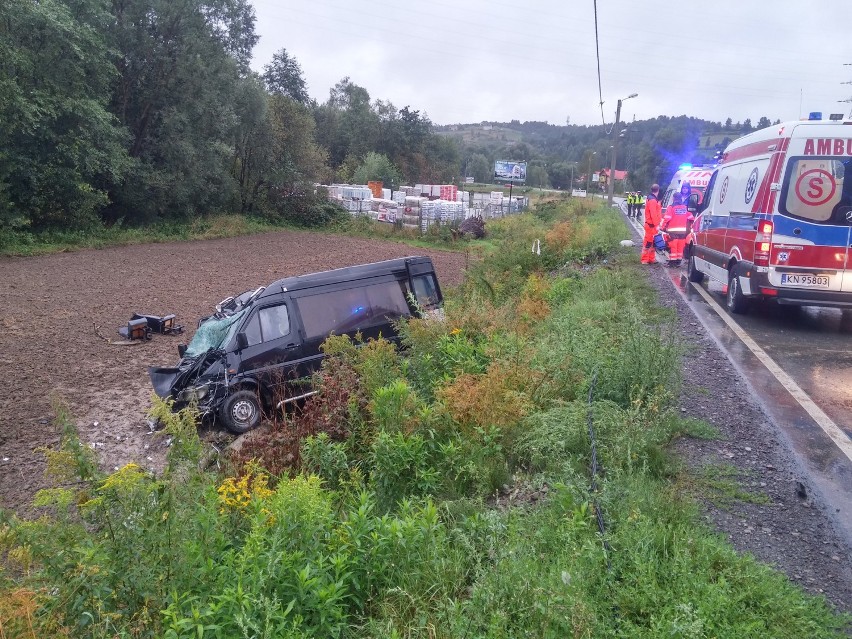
top-left (494, 160), bottom-right (527, 183)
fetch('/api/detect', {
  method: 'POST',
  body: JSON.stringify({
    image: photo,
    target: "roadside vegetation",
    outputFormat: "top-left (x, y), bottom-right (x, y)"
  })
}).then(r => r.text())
top-left (2, 200), bottom-right (848, 638)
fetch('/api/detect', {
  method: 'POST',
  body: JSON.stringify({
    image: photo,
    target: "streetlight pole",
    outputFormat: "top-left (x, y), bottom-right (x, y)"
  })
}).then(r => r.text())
top-left (569, 163), bottom-right (574, 192)
top-left (607, 93), bottom-right (637, 206)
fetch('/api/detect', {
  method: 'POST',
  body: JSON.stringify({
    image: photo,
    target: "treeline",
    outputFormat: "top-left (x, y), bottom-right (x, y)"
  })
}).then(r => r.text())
top-left (442, 113), bottom-right (780, 192)
top-left (0, 0), bottom-right (459, 234)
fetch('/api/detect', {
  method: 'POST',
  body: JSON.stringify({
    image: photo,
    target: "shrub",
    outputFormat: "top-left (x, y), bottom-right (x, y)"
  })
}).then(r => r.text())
top-left (369, 431), bottom-right (440, 511)
top-left (301, 433), bottom-right (350, 491)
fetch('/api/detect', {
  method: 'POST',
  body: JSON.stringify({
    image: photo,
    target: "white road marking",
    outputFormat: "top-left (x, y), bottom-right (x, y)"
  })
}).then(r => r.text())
top-left (691, 283), bottom-right (852, 463)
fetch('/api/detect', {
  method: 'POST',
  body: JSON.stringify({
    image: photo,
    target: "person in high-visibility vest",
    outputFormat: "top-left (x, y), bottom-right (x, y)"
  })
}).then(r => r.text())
top-left (635, 191), bottom-right (644, 219)
top-left (660, 192), bottom-right (694, 266)
top-left (641, 185), bottom-right (662, 264)
top-left (626, 192), bottom-right (634, 217)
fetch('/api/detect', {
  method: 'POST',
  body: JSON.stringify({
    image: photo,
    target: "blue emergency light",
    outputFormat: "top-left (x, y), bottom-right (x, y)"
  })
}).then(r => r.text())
top-left (678, 163), bottom-right (692, 170)
top-left (808, 112), bottom-right (822, 121)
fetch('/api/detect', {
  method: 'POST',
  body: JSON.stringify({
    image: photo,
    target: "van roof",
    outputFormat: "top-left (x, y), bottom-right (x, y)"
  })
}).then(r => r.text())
top-left (724, 119), bottom-right (852, 155)
top-left (257, 256), bottom-right (434, 298)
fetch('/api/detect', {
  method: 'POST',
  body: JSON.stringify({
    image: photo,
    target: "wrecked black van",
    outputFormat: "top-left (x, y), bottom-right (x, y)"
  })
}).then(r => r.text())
top-left (149, 256), bottom-right (443, 433)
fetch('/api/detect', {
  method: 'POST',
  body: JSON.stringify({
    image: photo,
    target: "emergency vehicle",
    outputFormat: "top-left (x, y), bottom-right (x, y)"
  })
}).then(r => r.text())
top-left (686, 117), bottom-right (852, 313)
top-left (662, 165), bottom-right (715, 211)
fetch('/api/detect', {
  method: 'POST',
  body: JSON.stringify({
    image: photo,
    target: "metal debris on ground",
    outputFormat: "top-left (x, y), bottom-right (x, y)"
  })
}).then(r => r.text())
top-left (93, 323), bottom-right (141, 346)
top-left (131, 313), bottom-right (184, 335)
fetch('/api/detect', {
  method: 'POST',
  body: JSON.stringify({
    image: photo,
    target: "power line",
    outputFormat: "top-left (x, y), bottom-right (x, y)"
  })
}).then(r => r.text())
top-left (593, 0), bottom-right (605, 125)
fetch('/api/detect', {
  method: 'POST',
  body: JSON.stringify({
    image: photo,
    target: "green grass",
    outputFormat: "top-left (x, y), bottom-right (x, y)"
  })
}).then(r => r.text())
top-left (686, 463), bottom-right (772, 508)
top-left (0, 214), bottom-right (295, 256)
top-left (1, 200), bottom-right (847, 639)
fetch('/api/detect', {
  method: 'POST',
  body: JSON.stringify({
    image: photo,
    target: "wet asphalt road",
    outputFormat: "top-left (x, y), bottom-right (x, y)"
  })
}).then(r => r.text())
top-left (620, 201), bottom-right (852, 542)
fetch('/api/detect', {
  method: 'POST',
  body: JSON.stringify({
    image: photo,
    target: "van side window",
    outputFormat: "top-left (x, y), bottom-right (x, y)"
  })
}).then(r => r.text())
top-left (259, 304), bottom-right (291, 341)
top-left (412, 274), bottom-right (440, 310)
top-left (243, 314), bottom-right (262, 346)
top-left (296, 281), bottom-right (410, 340)
top-left (244, 304), bottom-right (290, 346)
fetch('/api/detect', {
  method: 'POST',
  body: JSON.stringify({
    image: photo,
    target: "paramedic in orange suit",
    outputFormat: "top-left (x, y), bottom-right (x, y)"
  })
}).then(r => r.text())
top-left (641, 184), bottom-right (662, 264)
top-left (660, 192), bottom-right (694, 266)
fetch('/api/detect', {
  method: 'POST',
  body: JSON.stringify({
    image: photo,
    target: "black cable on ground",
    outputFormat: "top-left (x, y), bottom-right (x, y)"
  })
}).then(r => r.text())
top-left (587, 371), bottom-right (612, 571)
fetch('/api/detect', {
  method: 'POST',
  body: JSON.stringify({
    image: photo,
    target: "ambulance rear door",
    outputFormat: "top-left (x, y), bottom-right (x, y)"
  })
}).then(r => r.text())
top-left (771, 130), bottom-right (852, 294)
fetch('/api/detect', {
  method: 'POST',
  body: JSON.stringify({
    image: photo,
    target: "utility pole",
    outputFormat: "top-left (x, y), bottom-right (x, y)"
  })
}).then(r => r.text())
top-left (607, 93), bottom-right (637, 206)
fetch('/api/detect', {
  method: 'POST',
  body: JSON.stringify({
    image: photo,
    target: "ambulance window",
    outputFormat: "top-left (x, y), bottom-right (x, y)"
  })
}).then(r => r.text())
top-left (781, 157), bottom-right (850, 224)
top-left (698, 172), bottom-right (717, 213)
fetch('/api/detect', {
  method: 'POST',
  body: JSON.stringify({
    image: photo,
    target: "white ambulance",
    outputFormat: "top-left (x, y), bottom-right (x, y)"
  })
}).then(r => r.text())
top-left (686, 118), bottom-right (852, 313)
top-left (662, 165), bottom-right (715, 212)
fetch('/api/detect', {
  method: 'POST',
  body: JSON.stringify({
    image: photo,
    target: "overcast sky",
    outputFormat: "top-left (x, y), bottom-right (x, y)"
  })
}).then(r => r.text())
top-left (250, 0), bottom-right (851, 127)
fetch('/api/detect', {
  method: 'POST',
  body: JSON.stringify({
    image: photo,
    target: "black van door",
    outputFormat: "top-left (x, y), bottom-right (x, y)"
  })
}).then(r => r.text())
top-left (234, 301), bottom-right (302, 399)
top-left (292, 276), bottom-right (413, 372)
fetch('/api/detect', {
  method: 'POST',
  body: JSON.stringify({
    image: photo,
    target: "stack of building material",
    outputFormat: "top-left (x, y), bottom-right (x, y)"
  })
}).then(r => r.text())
top-left (367, 181), bottom-right (383, 199)
top-left (370, 198), bottom-right (398, 223)
top-left (402, 196), bottom-right (426, 229)
top-left (340, 185), bottom-right (372, 200)
top-left (420, 200), bottom-right (467, 233)
top-left (439, 184), bottom-right (457, 201)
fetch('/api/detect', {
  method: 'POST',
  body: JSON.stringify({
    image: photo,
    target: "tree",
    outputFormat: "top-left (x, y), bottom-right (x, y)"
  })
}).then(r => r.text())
top-left (0, 0), bottom-right (129, 230)
top-left (107, 0), bottom-right (259, 223)
top-left (724, 117), bottom-right (733, 130)
top-left (742, 118), bottom-right (753, 133)
top-left (314, 77), bottom-right (379, 169)
top-left (465, 154), bottom-right (491, 183)
top-left (262, 48), bottom-right (309, 104)
top-left (757, 116), bottom-right (771, 130)
top-left (527, 164), bottom-right (549, 189)
top-left (352, 152), bottom-right (401, 186)
top-left (547, 162), bottom-right (574, 190)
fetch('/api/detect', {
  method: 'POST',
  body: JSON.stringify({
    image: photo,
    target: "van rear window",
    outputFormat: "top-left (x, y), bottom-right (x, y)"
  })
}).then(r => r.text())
top-left (781, 157), bottom-right (852, 224)
top-left (296, 281), bottom-right (410, 340)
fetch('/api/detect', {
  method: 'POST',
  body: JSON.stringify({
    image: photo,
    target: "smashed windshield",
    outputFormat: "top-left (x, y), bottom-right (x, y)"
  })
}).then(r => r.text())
top-left (185, 308), bottom-right (248, 357)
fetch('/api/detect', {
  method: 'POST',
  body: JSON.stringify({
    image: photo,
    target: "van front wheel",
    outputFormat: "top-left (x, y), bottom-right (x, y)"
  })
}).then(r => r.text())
top-left (221, 390), bottom-right (262, 434)
top-left (726, 268), bottom-right (749, 314)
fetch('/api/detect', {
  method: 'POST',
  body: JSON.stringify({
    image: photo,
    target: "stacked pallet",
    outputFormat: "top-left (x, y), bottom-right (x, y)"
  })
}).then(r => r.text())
top-left (439, 184), bottom-right (457, 201)
top-left (401, 196), bottom-right (426, 229)
top-left (367, 181), bottom-right (383, 199)
top-left (370, 198), bottom-right (398, 223)
top-left (420, 200), bottom-right (467, 233)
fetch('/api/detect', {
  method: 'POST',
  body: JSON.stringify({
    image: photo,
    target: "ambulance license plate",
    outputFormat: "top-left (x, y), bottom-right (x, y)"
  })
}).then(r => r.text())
top-left (780, 273), bottom-right (829, 288)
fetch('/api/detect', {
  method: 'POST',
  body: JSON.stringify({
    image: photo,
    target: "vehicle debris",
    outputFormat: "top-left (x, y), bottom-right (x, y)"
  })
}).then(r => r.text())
top-left (131, 313), bottom-right (184, 335)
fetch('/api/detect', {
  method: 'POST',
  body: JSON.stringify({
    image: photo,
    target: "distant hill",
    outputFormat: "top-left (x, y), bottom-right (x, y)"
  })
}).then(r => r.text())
top-left (435, 117), bottom-right (763, 191)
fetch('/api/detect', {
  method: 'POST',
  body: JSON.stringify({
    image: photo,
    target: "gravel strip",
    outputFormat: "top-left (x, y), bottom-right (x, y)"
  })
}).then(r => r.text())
top-left (623, 214), bottom-right (852, 614)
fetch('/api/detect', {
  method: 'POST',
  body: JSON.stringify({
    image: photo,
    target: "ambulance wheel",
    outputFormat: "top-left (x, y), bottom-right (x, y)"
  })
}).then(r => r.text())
top-left (220, 390), bottom-right (261, 434)
top-left (726, 267), bottom-right (749, 314)
top-left (687, 251), bottom-right (704, 283)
